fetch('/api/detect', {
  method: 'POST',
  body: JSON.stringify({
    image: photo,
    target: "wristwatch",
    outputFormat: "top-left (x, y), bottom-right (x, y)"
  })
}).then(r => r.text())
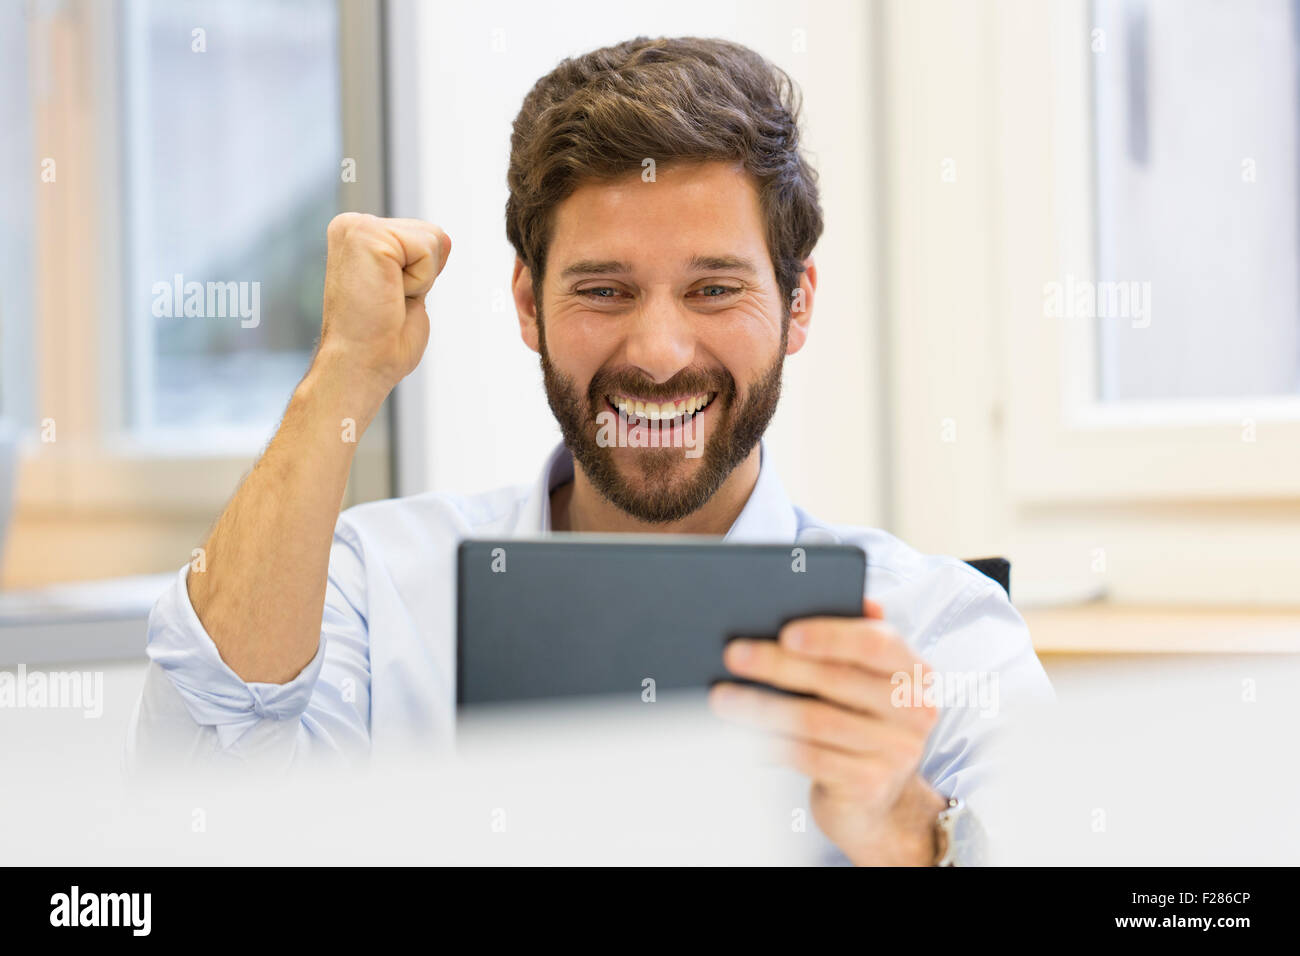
top-left (932, 796), bottom-right (988, 866)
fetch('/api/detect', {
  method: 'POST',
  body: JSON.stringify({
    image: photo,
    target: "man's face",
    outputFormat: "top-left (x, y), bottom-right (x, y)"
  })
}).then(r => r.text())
top-left (514, 160), bottom-right (812, 523)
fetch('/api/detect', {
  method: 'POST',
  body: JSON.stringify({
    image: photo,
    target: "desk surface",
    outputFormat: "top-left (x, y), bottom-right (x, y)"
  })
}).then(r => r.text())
top-left (0, 572), bottom-right (170, 665)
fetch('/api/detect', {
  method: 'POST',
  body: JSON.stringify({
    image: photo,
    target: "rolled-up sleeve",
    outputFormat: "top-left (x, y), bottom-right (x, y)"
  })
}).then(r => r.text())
top-left (126, 520), bottom-right (374, 772)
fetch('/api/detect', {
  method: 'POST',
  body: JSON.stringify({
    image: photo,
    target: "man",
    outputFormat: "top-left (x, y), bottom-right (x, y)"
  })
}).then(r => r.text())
top-left (129, 36), bottom-right (1053, 865)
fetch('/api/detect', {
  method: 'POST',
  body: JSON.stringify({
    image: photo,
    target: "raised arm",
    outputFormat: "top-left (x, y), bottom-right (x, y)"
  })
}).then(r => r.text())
top-left (186, 213), bottom-right (450, 684)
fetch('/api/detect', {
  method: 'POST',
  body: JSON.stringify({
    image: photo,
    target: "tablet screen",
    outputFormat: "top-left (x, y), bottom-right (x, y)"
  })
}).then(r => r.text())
top-left (456, 536), bottom-right (866, 708)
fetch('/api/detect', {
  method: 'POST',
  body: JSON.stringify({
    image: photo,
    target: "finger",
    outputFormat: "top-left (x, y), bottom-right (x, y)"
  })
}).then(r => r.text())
top-left (864, 598), bottom-right (885, 620)
top-left (778, 737), bottom-right (892, 794)
top-left (402, 295), bottom-right (432, 356)
top-left (386, 217), bottom-right (453, 266)
top-left (723, 639), bottom-right (939, 733)
top-left (708, 681), bottom-right (917, 757)
top-left (778, 616), bottom-right (923, 677)
top-left (385, 221), bottom-right (451, 298)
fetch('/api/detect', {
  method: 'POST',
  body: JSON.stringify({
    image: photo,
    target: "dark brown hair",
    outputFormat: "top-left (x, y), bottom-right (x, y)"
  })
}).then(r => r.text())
top-left (505, 36), bottom-right (824, 316)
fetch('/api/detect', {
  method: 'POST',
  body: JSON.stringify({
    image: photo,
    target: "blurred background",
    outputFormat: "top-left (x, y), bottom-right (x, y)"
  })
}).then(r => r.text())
top-left (1, 0), bottom-right (1298, 857)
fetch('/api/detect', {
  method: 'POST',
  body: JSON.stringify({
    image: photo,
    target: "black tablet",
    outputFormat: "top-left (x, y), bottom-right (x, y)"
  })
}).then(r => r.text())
top-left (456, 536), bottom-right (866, 708)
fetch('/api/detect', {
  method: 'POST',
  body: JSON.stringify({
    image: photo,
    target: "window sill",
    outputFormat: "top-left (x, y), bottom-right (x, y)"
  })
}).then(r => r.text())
top-left (1023, 603), bottom-right (1300, 655)
top-left (14, 440), bottom-right (388, 515)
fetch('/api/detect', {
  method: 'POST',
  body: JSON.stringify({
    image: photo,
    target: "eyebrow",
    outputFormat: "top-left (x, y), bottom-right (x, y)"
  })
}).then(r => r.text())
top-left (558, 255), bottom-right (760, 279)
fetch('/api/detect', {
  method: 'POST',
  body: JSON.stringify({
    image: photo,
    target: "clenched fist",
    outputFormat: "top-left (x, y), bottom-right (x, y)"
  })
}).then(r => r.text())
top-left (318, 213), bottom-right (452, 393)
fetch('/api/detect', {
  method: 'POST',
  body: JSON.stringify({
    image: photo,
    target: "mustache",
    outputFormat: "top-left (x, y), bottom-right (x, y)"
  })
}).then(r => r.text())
top-left (586, 367), bottom-right (735, 406)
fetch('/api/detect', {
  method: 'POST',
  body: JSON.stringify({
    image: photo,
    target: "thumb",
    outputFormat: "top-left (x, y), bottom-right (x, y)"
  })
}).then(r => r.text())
top-left (863, 598), bottom-right (885, 620)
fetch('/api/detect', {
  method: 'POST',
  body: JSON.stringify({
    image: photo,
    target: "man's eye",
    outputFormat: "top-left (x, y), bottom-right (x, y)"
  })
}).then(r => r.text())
top-left (577, 285), bottom-right (741, 301)
top-left (694, 285), bottom-right (742, 299)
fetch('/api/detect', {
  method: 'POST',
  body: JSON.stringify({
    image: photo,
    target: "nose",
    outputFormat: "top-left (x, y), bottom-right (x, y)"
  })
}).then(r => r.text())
top-left (622, 294), bottom-right (696, 384)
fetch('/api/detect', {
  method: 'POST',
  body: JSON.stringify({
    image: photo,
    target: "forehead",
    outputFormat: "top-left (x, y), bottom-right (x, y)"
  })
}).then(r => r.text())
top-left (548, 160), bottom-right (767, 269)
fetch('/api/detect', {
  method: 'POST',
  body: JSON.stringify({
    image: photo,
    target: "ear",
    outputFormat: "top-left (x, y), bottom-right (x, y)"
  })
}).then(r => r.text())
top-left (785, 256), bottom-right (816, 356)
top-left (513, 256), bottom-right (540, 353)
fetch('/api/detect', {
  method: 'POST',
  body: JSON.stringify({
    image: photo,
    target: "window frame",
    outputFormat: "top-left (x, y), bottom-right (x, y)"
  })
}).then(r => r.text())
top-left (882, 0), bottom-right (1300, 608)
top-left (998, 0), bottom-right (1300, 504)
top-left (14, 0), bottom-right (393, 518)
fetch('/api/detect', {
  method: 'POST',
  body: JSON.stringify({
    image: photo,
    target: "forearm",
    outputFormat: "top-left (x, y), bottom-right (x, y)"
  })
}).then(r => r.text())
top-left (187, 347), bottom-right (390, 684)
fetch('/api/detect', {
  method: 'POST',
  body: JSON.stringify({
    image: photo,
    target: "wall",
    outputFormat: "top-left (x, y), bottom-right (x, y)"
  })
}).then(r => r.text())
top-left (392, 0), bottom-right (885, 528)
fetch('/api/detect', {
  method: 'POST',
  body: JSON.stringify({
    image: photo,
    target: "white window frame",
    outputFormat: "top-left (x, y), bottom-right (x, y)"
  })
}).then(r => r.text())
top-left (14, 0), bottom-right (393, 519)
top-left (998, 0), bottom-right (1300, 504)
top-left (881, 0), bottom-right (1300, 607)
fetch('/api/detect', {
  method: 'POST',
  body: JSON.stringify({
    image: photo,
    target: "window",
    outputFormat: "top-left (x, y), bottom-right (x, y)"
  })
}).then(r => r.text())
top-left (0, 2), bottom-right (35, 431)
top-left (883, 0), bottom-right (1300, 606)
top-left (122, 0), bottom-right (340, 442)
top-left (1091, 0), bottom-right (1300, 404)
top-left (2, 0), bottom-right (390, 588)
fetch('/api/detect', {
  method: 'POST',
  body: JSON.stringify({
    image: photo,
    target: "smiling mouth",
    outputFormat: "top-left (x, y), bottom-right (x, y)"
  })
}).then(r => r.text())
top-left (606, 391), bottom-right (717, 428)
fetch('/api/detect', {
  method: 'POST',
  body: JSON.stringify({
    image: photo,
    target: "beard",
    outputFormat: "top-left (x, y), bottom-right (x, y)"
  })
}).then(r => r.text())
top-left (538, 317), bottom-right (787, 524)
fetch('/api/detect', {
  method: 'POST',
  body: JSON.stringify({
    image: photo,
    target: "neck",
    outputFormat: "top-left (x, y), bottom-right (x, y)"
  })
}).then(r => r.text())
top-left (550, 446), bottom-right (762, 535)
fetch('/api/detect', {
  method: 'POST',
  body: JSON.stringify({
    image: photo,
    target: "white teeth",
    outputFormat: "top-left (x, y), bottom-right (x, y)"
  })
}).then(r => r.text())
top-left (611, 393), bottom-right (712, 421)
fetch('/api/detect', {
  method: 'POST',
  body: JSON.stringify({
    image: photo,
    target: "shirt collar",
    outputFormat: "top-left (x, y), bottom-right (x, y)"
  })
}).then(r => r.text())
top-left (518, 440), bottom-right (800, 543)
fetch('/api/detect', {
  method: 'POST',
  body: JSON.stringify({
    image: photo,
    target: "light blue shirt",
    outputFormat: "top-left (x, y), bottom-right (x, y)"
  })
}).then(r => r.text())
top-left (128, 441), bottom-right (1054, 829)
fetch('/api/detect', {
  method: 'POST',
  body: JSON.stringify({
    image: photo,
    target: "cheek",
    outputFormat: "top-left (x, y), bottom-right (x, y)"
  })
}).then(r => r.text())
top-left (699, 302), bottom-right (784, 374)
top-left (544, 310), bottom-right (619, 379)
top-left (711, 293), bottom-right (784, 339)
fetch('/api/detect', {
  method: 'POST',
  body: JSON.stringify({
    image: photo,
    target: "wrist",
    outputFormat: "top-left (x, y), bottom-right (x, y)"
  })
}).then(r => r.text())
top-left (845, 776), bottom-right (947, 866)
top-left (300, 344), bottom-right (393, 432)
top-left (899, 777), bottom-right (948, 866)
